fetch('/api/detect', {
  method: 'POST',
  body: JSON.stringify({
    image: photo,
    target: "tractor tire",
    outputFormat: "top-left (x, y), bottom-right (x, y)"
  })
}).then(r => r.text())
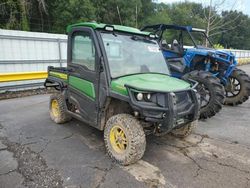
top-left (224, 68), bottom-right (250, 106)
top-left (49, 94), bottom-right (72, 124)
top-left (183, 70), bottom-right (225, 119)
top-left (104, 114), bottom-right (146, 166)
top-left (171, 120), bottom-right (197, 138)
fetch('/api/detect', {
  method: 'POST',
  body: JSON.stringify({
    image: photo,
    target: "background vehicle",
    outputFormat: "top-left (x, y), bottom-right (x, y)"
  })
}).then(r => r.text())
top-left (142, 24), bottom-right (226, 119)
top-left (142, 24), bottom-right (250, 107)
top-left (44, 22), bottom-right (200, 165)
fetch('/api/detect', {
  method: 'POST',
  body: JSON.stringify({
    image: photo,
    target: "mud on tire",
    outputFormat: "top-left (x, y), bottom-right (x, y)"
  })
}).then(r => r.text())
top-left (104, 114), bottom-right (146, 166)
top-left (49, 94), bottom-right (72, 124)
top-left (183, 70), bottom-right (225, 119)
top-left (224, 68), bottom-right (250, 106)
top-left (171, 120), bottom-right (197, 138)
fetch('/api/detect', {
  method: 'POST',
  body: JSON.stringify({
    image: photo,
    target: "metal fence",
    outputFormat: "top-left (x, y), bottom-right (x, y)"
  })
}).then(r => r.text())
top-left (0, 29), bottom-right (67, 91)
top-left (1, 29), bottom-right (250, 92)
top-left (224, 49), bottom-right (250, 60)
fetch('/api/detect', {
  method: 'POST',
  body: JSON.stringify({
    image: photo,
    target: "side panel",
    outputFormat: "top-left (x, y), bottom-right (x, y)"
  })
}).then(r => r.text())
top-left (68, 76), bottom-right (96, 100)
top-left (162, 50), bottom-right (188, 77)
top-left (163, 50), bottom-right (179, 58)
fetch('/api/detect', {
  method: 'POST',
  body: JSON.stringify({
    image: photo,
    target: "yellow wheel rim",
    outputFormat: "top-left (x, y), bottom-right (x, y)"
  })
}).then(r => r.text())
top-left (51, 99), bottom-right (59, 118)
top-left (109, 125), bottom-right (128, 153)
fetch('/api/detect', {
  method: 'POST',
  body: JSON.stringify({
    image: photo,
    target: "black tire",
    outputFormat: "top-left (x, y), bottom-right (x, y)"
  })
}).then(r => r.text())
top-left (49, 94), bottom-right (72, 124)
top-left (171, 120), bottom-right (197, 138)
top-left (224, 68), bottom-right (250, 106)
top-left (104, 114), bottom-right (146, 166)
top-left (183, 70), bottom-right (225, 119)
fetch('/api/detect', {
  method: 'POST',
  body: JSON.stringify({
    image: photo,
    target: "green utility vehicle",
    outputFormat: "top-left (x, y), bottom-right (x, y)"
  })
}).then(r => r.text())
top-left (44, 22), bottom-right (200, 165)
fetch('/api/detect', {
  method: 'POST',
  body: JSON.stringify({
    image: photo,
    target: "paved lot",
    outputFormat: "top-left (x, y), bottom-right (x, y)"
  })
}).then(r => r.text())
top-left (0, 65), bottom-right (250, 188)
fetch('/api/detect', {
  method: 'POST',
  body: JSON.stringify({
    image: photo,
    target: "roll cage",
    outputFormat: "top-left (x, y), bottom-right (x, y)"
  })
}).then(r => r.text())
top-left (141, 24), bottom-right (214, 49)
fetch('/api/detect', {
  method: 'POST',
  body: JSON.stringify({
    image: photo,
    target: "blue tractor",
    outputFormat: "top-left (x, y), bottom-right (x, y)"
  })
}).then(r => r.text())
top-left (142, 24), bottom-right (250, 119)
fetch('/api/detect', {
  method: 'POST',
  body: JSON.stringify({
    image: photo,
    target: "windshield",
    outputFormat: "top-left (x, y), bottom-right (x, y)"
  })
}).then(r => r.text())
top-left (160, 29), bottom-right (213, 49)
top-left (190, 31), bottom-right (213, 48)
top-left (161, 29), bottom-right (195, 48)
top-left (100, 32), bottom-right (170, 78)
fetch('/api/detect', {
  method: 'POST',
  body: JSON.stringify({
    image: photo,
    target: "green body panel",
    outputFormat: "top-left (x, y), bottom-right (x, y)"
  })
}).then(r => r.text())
top-left (111, 73), bottom-right (191, 96)
top-left (49, 71), bottom-right (68, 80)
top-left (68, 76), bottom-right (95, 100)
top-left (67, 22), bottom-right (150, 35)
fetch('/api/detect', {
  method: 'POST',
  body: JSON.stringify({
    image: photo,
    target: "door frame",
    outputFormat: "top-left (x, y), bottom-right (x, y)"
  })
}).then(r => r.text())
top-left (66, 26), bottom-right (102, 127)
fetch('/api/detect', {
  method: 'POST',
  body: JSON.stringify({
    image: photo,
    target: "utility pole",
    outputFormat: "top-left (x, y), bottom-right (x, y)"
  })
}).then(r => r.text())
top-left (117, 5), bottom-right (123, 25)
top-left (206, 0), bottom-right (212, 47)
top-left (135, 4), bottom-right (138, 28)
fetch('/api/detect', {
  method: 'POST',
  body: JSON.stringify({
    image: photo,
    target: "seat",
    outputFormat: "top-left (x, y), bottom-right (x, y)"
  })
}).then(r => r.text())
top-left (171, 39), bottom-right (184, 57)
top-left (160, 39), bottom-right (170, 50)
top-left (167, 58), bottom-right (186, 73)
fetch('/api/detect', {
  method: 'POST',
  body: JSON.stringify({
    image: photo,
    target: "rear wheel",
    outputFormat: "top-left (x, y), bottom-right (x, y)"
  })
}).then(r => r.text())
top-left (49, 94), bottom-right (72, 124)
top-left (224, 68), bottom-right (250, 105)
top-left (171, 120), bottom-right (197, 138)
top-left (183, 70), bottom-right (225, 119)
top-left (104, 114), bottom-right (146, 165)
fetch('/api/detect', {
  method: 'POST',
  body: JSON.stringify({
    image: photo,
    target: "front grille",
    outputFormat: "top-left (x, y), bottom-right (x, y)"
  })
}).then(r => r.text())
top-left (175, 91), bottom-right (193, 113)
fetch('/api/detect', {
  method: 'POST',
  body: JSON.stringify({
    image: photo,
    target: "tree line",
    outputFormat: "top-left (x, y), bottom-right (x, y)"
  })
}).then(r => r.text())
top-left (1, 0), bottom-right (250, 49)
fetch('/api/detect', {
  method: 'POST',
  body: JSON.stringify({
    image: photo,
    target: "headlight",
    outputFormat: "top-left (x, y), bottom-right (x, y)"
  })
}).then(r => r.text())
top-left (136, 93), bottom-right (143, 101)
top-left (146, 93), bottom-right (151, 101)
top-left (170, 92), bottom-right (176, 104)
top-left (135, 92), bottom-right (152, 101)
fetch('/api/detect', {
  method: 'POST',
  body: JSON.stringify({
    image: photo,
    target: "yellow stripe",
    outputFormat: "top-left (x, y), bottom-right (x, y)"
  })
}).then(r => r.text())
top-left (0, 71), bottom-right (47, 82)
top-left (49, 71), bottom-right (68, 80)
top-left (237, 58), bottom-right (250, 65)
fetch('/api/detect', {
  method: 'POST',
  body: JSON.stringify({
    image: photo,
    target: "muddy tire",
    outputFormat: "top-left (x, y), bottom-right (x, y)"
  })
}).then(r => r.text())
top-left (171, 120), bottom-right (197, 138)
top-left (224, 68), bottom-right (250, 106)
top-left (104, 114), bottom-right (146, 166)
top-left (183, 70), bottom-right (225, 119)
top-left (49, 94), bottom-right (72, 124)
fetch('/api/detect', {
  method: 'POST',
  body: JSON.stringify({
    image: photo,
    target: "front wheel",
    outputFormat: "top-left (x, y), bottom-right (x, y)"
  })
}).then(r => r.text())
top-left (104, 114), bottom-right (146, 166)
top-left (183, 70), bottom-right (225, 119)
top-left (171, 120), bottom-right (197, 138)
top-left (224, 68), bottom-right (250, 106)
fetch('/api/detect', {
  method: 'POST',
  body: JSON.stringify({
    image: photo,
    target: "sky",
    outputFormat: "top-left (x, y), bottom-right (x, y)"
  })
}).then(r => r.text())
top-left (154, 0), bottom-right (250, 16)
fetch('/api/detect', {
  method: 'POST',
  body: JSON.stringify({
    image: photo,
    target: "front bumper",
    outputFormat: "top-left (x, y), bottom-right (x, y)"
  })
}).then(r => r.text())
top-left (126, 81), bottom-right (200, 133)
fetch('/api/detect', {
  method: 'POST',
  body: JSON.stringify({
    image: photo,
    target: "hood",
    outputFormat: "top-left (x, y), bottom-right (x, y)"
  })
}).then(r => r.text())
top-left (188, 47), bottom-right (216, 54)
top-left (111, 73), bottom-right (191, 96)
top-left (186, 47), bottom-right (216, 56)
top-left (187, 47), bottom-right (233, 60)
top-left (193, 46), bottom-right (233, 56)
